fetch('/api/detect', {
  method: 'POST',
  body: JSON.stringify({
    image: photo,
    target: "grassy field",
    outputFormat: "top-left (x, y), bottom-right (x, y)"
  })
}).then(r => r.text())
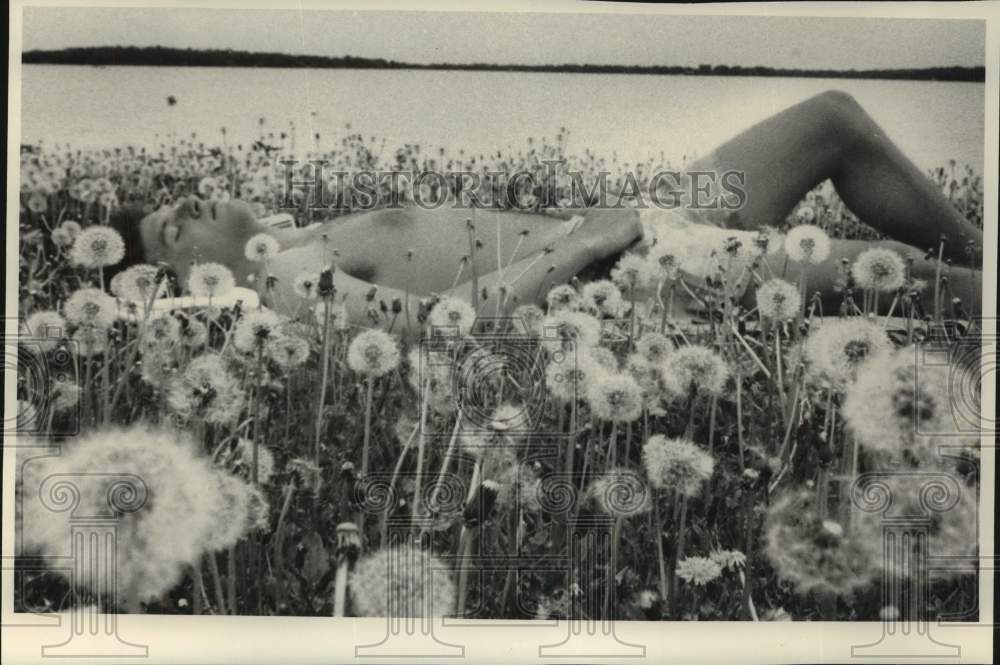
top-left (14, 133), bottom-right (984, 621)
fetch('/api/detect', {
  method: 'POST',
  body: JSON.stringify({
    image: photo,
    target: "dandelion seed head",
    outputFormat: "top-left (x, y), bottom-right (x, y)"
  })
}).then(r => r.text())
top-left (180, 318), bottom-right (209, 349)
top-left (610, 253), bottom-right (653, 292)
top-left (350, 545), bottom-right (455, 618)
top-left (265, 332), bottom-right (310, 370)
top-left (588, 467), bottom-right (650, 519)
top-left (18, 425), bottom-right (228, 603)
top-left (804, 318), bottom-right (892, 390)
top-left (586, 372), bottom-right (643, 422)
top-left (70, 225), bottom-right (125, 269)
top-left (543, 310), bottom-right (602, 352)
top-left (853, 475), bottom-right (977, 579)
top-left (660, 345), bottom-right (729, 399)
top-left (291, 271), bottom-right (320, 300)
top-left (545, 284), bottom-right (582, 312)
top-left (512, 304), bottom-right (545, 336)
top-left (347, 329), bottom-right (401, 377)
top-left (636, 332), bottom-right (673, 364)
top-left (842, 346), bottom-right (976, 451)
top-left (232, 309), bottom-right (283, 353)
top-left (428, 296), bottom-right (477, 337)
top-left (140, 314), bottom-right (181, 352)
top-left (784, 225), bottom-right (831, 264)
top-left (642, 435), bottom-right (714, 495)
top-left (243, 233), bottom-right (281, 262)
top-left (764, 488), bottom-right (874, 596)
top-left (581, 280), bottom-right (624, 318)
top-left (852, 248), bottom-right (906, 292)
top-left (71, 325), bottom-right (108, 357)
top-left (64, 288), bottom-right (117, 330)
top-left (188, 262), bottom-right (236, 299)
top-left (756, 278), bottom-right (801, 321)
top-left (114, 264), bottom-right (162, 302)
top-left (166, 354), bottom-right (245, 425)
top-left (545, 352), bottom-right (599, 403)
top-left (25, 310), bottom-right (66, 351)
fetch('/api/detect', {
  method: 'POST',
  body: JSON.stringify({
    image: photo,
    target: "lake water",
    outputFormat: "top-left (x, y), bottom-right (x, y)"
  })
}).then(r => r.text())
top-left (19, 65), bottom-right (984, 171)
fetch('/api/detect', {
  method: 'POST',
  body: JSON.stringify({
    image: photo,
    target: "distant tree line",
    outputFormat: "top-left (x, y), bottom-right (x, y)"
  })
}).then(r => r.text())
top-left (22, 46), bottom-right (986, 82)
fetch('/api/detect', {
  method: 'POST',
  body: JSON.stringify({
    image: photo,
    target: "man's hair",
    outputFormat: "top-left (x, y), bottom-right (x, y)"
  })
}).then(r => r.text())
top-left (104, 203), bottom-right (152, 288)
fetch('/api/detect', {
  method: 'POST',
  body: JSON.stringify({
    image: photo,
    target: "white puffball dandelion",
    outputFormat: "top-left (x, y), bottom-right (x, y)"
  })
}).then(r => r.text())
top-left (350, 545), bottom-right (455, 617)
top-left (586, 373), bottom-right (643, 423)
top-left (610, 253), bottom-right (653, 292)
top-left (660, 345), bottom-right (729, 399)
top-left (647, 237), bottom-right (694, 281)
top-left (852, 247), bottom-right (906, 292)
top-left (626, 354), bottom-right (667, 415)
top-left (642, 435), bottom-right (714, 496)
top-left (51, 220), bottom-right (82, 247)
top-left (18, 425), bottom-right (229, 604)
top-left (512, 304), bottom-right (545, 336)
top-left (64, 288), bottom-right (117, 330)
top-left (588, 467), bottom-right (650, 519)
top-left (842, 346), bottom-right (977, 451)
top-left (676, 556), bottom-right (723, 586)
top-left (114, 264), bottom-right (162, 302)
top-left (803, 318), bottom-right (892, 389)
top-left (784, 224), bottom-right (831, 264)
top-left (764, 488), bottom-right (874, 596)
top-left (756, 278), bottom-right (801, 321)
top-left (243, 233), bottom-right (281, 262)
top-left (852, 475), bottom-right (978, 580)
top-left (347, 329), bottom-right (401, 378)
top-left (140, 314), bottom-right (181, 352)
top-left (188, 262), bottom-right (236, 298)
top-left (545, 353), bottom-right (600, 403)
top-left (266, 333), bottom-right (311, 370)
top-left (70, 225), bottom-right (125, 268)
top-left (24, 310), bottom-right (66, 350)
top-left (636, 331), bottom-right (673, 364)
top-left (581, 280), bottom-right (624, 317)
top-left (291, 271), bottom-right (321, 300)
top-left (166, 354), bottom-right (245, 425)
top-left (71, 326), bottom-right (107, 357)
top-left (543, 310), bottom-right (602, 351)
top-left (589, 346), bottom-right (619, 372)
top-left (180, 319), bottom-right (209, 349)
top-left (545, 283), bottom-right (582, 312)
top-left (232, 309), bottom-right (283, 353)
top-left (428, 296), bottom-right (477, 336)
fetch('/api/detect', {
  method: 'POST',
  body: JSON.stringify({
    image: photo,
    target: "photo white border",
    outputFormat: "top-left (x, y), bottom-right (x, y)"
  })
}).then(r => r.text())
top-left (4, 1), bottom-right (996, 663)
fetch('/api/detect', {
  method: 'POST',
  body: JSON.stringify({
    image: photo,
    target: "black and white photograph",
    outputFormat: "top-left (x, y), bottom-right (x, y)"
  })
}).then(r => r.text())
top-left (5, 1), bottom-right (997, 662)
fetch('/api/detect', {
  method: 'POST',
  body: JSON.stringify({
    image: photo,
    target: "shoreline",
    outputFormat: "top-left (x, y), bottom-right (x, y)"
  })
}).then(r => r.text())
top-left (21, 48), bottom-right (986, 83)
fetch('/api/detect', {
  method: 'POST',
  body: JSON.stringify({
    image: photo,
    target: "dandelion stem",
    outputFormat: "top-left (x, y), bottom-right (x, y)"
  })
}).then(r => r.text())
top-left (410, 375), bottom-right (432, 528)
top-left (207, 553), bottom-right (228, 615)
top-left (653, 492), bottom-right (668, 604)
top-left (313, 298), bottom-right (333, 484)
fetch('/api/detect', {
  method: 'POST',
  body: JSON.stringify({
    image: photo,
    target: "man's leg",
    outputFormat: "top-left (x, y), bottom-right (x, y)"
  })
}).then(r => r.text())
top-left (688, 90), bottom-right (983, 266)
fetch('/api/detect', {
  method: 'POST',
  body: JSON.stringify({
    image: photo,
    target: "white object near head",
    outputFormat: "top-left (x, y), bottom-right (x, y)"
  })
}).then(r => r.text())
top-left (116, 286), bottom-right (262, 321)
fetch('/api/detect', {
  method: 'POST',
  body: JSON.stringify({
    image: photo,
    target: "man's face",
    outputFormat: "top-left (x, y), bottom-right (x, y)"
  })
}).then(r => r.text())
top-left (139, 197), bottom-right (263, 288)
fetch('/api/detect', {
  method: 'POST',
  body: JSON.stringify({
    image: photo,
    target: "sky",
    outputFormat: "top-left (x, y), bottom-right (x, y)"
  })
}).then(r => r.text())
top-left (21, 6), bottom-right (985, 70)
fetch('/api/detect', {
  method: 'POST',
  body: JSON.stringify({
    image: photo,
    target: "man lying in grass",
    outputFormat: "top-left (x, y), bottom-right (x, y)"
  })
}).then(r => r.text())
top-left (108, 90), bottom-right (983, 333)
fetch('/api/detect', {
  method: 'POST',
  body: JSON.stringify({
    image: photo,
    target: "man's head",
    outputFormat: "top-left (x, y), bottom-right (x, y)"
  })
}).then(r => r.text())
top-left (112, 197), bottom-right (266, 290)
